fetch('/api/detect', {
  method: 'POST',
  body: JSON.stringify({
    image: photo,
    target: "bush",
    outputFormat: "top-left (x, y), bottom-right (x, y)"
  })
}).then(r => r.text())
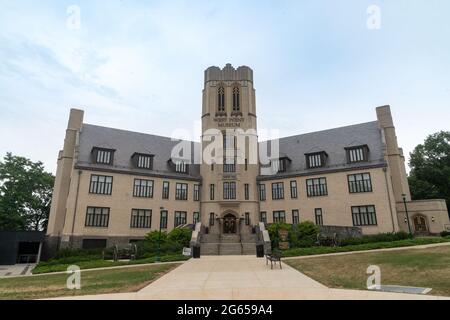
top-left (290, 221), bottom-right (319, 248)
top-left (167, 228), bottom-right (192, 247)
top-left (441, 231), bottom-right (450, 237)
top-left (339, 232), bottom-right (412, 246)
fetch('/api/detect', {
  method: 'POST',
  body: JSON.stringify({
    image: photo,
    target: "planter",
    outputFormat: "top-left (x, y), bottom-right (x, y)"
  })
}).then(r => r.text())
top-left (278, 229), bottom-right (289, 242)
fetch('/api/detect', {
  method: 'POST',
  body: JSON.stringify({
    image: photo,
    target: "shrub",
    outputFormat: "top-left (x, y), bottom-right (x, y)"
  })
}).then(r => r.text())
top-left (441, 231), bottom-right (450, 237)
top-left (145, 230), bottom-right (168, 244)
top-left (167, 228), bottom-right (192, 247)
top-left (339, 232), bottom-right (412, 246)
top-left (290, 221), bottom-right (319, 248)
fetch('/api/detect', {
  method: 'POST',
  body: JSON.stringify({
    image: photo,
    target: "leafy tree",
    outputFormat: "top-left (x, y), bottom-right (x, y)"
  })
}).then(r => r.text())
top-left (0, 153), bottom-right (55, 231)
top-left (408, 131), bottom-right (450, 217)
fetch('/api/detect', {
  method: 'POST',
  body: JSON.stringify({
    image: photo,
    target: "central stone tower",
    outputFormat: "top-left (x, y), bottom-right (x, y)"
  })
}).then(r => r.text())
top-left (200, 64), bottom-right (260, 238)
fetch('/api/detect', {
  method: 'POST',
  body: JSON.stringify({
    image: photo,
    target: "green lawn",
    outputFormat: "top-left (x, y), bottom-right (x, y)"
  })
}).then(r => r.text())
top-left (32, 254), bottom-right (190, 274)
top-left (0, 263), bottom-right (180, 300)
top-left (286, 245), bottom-right (450, 297)
top-left (281, 236), bottom-right (450, 257)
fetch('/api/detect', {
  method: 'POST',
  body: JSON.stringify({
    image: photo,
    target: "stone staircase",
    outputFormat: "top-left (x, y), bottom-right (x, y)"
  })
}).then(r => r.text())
top-left (200, 233), bottom-right (257, 256)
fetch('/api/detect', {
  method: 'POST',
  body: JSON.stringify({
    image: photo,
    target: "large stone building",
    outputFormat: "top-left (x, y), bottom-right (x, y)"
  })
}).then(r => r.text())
top-left (45, 64), bottom-right (450, 256)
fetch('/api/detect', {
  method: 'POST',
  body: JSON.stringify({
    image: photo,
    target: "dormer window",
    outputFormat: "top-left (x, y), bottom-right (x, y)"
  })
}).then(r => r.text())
top-left (92, 147), bottom-right (115, 165)
top-left (175, 161), bottom-right (188, 174)
top-left (132, 153), bottom-right (154, 170)
top-left (306, 152), bottom-right (328, 169)
top-left (346, 145), bottom-right (369, 163)
top-left (271, 157), bottom-right (290, 173)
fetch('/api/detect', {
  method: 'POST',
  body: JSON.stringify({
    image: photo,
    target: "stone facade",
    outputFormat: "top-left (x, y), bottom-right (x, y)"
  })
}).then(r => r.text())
top-left (45, 64), bottom-right (450, 256)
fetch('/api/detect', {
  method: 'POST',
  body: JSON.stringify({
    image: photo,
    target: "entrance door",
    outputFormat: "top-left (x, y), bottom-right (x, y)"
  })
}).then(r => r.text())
top-left (223, 214), bottom-right (237, 234)
top-left (413, 216), bottom-right (428, 233)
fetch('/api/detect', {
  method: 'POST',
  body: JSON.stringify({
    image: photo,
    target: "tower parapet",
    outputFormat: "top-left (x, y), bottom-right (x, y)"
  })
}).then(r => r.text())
top-left (205, 64), bottom-right (253, 84)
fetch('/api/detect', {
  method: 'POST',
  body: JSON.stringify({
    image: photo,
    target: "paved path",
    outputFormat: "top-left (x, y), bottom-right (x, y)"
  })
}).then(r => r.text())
top-left (51, 255), bottom-right (449, 300)
top-left (0, 264), bottom-right (35, 278)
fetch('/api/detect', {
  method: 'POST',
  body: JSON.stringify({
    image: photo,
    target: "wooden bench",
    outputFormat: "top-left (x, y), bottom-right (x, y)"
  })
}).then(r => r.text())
top-left (266, 252), bottom-right (282, 270)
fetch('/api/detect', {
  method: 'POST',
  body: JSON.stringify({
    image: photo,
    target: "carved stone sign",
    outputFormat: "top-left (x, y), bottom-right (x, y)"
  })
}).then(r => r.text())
top-left (213, 117), bottom-right (244, 128)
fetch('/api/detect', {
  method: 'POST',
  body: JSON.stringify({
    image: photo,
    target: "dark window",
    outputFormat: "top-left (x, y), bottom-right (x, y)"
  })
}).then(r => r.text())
top-left (245, 184), bottom-right (250, 200)
top-left (223, 158), bottom-right (236, 173)
top-left (352, 205), bottom-right (378, 226)
top-left (232, 86), bottom-right (240, 112)
top-left (306, 152), bottom-right (327, 169)
top-left (306, 178), bottom-right (328, 197)
top-left (136, 154), bottom-right (153, 169)
top-left (210, 184), bottom-right (215, 200)
top-left (260, 212), bottom-right (267, 224)
top-left (176, 183), bottom-right (188, 200)
top-left (93, 148), bottom-right (114, 165)
top-left (174, 211), bottom-right (187, 227)
top-left (272, 182), bottom-right (284, 200)
top-left (162, 181), bottom-right (170, 199)
top-left (133, 179), bottom-right (153, 198)
top-left (315, 208), bottom-right (323, 226)
top-left (346, 145), bottom-right (369, 163)
top-left (82, 239), bottom-right (107, 250)
top-left (273, 211), bottom-right (286, 223)
top-left (245, 212), bottom-right (250, 225)
top-left (348, 173), bottom-right (373, 193)
top-left (193, 212), bottom-right (200, 224)
top-left (85, 207), bottom-right (110, 227)
top-left (194, 184), bottom-right (200, 201)
top-left (292, 210), bottom-right (300, 225)
top-left (160, 210), bottom-right (168, 229)
top-left (290, 180), bottom-right (298, 199)
top-left (245, 159), bottom-right (248, 171)
top-left (223, 182), bottom-right (236, 200)
top-left (218, 86), bottom-right (225, 112)
top-left (211, 163), bottom-right (214, 171)
top-left (209, 212), bottom-right (215, 226)
top-left (259, 184), bottom-right (266, 201)
top-left (130, 209), bottom-right (152, 228)
top-left (89, 175), bottom-right (113, 195)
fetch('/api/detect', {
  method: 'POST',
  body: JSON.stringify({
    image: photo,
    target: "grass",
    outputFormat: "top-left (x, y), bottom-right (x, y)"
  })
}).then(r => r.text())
top-left (281, 236), bottom-right (450, 257)
top-left (286, 245), bottom-right (450, 297)
top-left (32, 253), bottom-right (190, 274)
top-left (0, 263), bottom-right (180, 300)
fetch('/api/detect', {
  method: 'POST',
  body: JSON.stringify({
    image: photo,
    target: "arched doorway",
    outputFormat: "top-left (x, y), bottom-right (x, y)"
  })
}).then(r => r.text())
top-left (413, 215), bottom-right (428, 234)
top-left (223, 214), bottom-right (237, 234)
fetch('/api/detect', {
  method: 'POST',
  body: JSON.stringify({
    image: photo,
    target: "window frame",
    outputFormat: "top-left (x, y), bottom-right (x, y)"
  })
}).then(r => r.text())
top-left (194, 184), bottom-right (200, 201)
top-left (352, 205), bottom-right (378, 226)
top-left (273, 210), bottom-right (286, 223)
top-left (92, 147), bottom-right (115, 165)
top-left (89, 174), bottom-right (113, 195)
top-left (305, 152), bottom-right (327, 169)
top-left (315, 208), bottom-right (323, 226)
top-left (345, 145), bottom-right (369, 164)
top-left (290, 180), bottom-right (298, 199)
top-left (292, 209), bottom-right (300, 225)
top-left (162, 181), bottom-right (170, 199)
top-left (348, 173), bottom-right (373, 193)
top-left (130, 209), bottom-right (152, 229)
top-left (259, 184), bottom-right (266, 201)
top-left (160, 210), bottom-right (168, 229)
top-left (85, 207), bottom-right (110, 228)
top-left (223, 182), bottom-right (236, 200)
top-left (306, 178), bottom-right (328, 197)
top-left (133, 179), bottom-right (154, 198)
top-left (271, 182), bottom-right (285, 200)
top-left (174, 211), bottom-right (187, 228)
top-left (260, 211), bottom-right (267, 224)
top-left (175, 183), bottom-right (188, 200)
top-left (244, 183), bottom-right (250, 200)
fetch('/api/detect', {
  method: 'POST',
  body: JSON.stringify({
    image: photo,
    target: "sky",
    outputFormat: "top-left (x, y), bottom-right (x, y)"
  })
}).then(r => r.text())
top-left (0, 0), bottom-right (449, 174)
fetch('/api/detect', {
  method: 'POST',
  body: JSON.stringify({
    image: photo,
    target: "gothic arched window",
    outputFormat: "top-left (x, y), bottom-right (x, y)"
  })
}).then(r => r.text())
top-left (232, 86), bottom-right (240, 112)
top-left (218, 86), bottom-right (225, 112)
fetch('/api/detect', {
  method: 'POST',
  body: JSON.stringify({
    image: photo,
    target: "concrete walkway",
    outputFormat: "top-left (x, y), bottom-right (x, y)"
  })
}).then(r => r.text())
top-left (52, 255), bottom-right (449, 300)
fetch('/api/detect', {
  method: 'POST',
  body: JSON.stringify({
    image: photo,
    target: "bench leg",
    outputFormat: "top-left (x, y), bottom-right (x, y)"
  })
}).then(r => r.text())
top-left (271, 260), bottom-right (273, 270)
top-left (279, 260), bottom-right (282, 269)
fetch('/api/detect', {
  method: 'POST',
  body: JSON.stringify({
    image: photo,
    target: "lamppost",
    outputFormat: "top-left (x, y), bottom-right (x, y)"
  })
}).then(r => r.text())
top-left (157, 207), bottom-right (164, 262)
top-left (402, 194), bottom-right (413, 236)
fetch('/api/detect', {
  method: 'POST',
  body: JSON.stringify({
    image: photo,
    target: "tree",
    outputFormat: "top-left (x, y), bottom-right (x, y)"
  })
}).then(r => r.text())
top-left (408, 131), bottom-right (450, 217)
top-left (0, 153), bottom-right (55, 231)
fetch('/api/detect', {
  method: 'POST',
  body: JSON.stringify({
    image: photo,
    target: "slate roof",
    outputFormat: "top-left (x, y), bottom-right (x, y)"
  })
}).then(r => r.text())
top-left (258, 121), bottom-right (387, 180)
top-left (75, 121), bottom-right (387, 181)
top-left (76, 124), bottom-right (201, 180)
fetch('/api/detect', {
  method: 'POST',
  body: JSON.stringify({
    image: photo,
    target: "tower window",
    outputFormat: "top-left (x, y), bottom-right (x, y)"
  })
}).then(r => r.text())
top-left (306, 152), bottom-right (327, 169)
top-left (92, 147), bottom-right (115, 165)
top-left (232, 86), bottom-right (240, 112)
top-left (218, 86), bottom-right (225, 112)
